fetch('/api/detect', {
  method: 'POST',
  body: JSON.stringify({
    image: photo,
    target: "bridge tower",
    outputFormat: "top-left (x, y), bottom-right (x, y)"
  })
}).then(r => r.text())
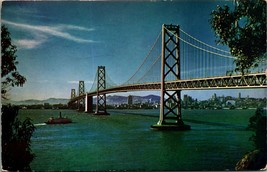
top-left (71, 89), bottom-right (76, 99)
top-left (78, 80), bottom-right (85, 111)
top-left (95, 66), bottom-right (109, 115)
top-left (151, 24), bottom-right (190, 130)
top-left (68, 88), bottom-right (77, 109)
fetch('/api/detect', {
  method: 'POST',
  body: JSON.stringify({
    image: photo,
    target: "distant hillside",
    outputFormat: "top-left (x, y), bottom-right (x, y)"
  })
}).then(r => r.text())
top-left (3, 95), bottom-right (160, 106)
top-left (106, 95), bottom-right (128, 104)
top-left (104, 94), bottom-right (160, 105)
top-left (3, 98), bottom-right (69, 105)
top-left (134, 95), bottom-right (160, 103)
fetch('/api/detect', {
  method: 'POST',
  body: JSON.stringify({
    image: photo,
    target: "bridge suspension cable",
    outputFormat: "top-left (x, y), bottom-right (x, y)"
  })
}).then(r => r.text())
top-left (106, 72), bottom-right (118, 88)
top-left (89, 71), bottom-right (98, 92)
top-left (180, 28), bottom-right (231, 54)
top-left (123, 31), bottom-right (162, 85)
top-left (122, 25), bottom-right (239, 85)
top-left (166, 27), bottom-right (234, 59)
top-left (136, 54), bottom-right (161, 83)
top-left (164, 26), bottom-right (237, 79)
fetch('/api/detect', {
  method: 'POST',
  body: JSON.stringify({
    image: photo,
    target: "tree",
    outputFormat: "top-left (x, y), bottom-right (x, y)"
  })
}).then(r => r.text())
top-left (248, 108), bottom-right (266, 151)
top-left (1, 25), bottom-right (26, 99)
top-left (235, 108), bottom-right (267, 170)
top-left (210, 0), bottom-right (266, 74)
top-left (2, 105), bottom-right (36, 171)
top-left (1, 25), bottom-right (35, 170)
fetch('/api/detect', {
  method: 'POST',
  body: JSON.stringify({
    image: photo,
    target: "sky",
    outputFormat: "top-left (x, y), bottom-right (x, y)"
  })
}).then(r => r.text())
top-left (1, 0), bottom-right (266, 101)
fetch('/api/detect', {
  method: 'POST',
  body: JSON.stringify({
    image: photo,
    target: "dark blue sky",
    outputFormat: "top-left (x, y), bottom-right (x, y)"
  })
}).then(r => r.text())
top-left (2, 1), bottom-right (265, 100)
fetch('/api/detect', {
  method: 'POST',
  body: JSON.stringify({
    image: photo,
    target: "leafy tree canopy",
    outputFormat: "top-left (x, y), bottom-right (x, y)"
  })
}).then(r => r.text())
top-left (1, 25), bottom-right (26, 99)
top-left (210, 0), bottom-right (266, 74)
top-left (1, 25), bottom-right (35, 171)
top-left (248, 108), bottom-right (267, 151)
top-left (2, 105), bottom-right (36, 170)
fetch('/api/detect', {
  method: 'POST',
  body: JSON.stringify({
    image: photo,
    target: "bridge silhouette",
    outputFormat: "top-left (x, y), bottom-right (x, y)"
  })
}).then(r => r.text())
top-left (68, 24), bottom-right (267, 130)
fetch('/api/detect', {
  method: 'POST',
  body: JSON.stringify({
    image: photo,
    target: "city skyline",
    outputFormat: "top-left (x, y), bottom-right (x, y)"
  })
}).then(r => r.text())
top-left (2, 1), bottom-right (266, 101)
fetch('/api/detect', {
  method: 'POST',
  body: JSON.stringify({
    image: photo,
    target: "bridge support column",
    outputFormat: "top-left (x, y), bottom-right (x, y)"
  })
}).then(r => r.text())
top-left (78, 80), bottom-right (85, 111)
top-left (95, 66), bottom-right (109, 115)
top-left (151, 24), bottom-right (190, 130)
top-left (68, 89), bottom-right (78, 109)
top-left (85, 94), bottom-right (93, 113)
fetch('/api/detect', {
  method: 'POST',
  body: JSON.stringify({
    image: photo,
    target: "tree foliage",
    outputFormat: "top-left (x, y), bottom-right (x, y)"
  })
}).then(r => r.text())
top-left (210, 0), bottom-right (266, 74)
top-left (1, 25), bottom-right (36, 170)
top-left (236, 108), bottom-right (267, 170)
top-left (248, 108), bottom-right (267, 151)
top-left (2, 105), bottom-right (36, 170)
top-left (1, 25), bottom-right (26, 99)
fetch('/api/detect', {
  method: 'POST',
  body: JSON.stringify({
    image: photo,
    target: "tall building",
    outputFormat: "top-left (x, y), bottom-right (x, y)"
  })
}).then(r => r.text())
top-left (183, 94), bottom-right (188, 108)
top-left (238, 92), bottom-right (241, 99)
top-left (128, 95), bottom-right (133, 105)
top-left (212, 93), bottom-right (217, 101)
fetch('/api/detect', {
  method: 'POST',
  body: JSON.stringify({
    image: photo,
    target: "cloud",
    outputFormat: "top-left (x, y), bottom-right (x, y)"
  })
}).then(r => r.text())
top-left (2, 19), bottom-right (96, 49)
top-left (15, 38), bottom-right (46, 49)
top-left (56, 24), bottom-right (95, 32)
top-left (68, 81), bottom-right (79, 84)
top-left (68, 80), bottom-right (94, 84)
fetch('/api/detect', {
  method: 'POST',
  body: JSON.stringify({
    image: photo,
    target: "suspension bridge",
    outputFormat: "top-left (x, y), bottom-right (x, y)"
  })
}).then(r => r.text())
top-left (68, 24), bottom-right (267, 130)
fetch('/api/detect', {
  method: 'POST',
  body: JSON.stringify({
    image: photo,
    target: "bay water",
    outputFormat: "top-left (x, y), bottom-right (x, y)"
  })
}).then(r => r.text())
top-left (18, 109), bottom-right (255, 171)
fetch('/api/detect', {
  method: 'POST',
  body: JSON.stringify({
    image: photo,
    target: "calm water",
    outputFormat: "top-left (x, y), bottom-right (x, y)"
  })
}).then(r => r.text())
top-left (18, 109), bottom-right (255, 171)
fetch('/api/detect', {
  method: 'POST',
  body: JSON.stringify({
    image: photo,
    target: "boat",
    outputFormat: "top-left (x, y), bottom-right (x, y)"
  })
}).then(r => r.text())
top-left (45, 112), bottom-right (72, 124)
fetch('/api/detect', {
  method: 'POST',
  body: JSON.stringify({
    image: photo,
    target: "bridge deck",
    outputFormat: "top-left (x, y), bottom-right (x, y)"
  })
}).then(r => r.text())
top-left (69, 73), bottom-right (267, 104)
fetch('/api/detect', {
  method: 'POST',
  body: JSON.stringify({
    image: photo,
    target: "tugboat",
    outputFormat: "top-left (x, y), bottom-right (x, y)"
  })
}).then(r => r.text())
top-left (46, 112), bottom-right (72, 124)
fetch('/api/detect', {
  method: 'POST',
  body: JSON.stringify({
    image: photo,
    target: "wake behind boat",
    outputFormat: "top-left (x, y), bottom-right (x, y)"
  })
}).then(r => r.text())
top-left (46, 112), bottom-right (72, 125)
top-left (34, 123), bottom-right (47, 126)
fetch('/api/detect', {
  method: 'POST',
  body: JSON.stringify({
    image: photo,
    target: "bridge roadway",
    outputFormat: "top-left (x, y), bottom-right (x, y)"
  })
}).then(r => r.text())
top-left (68, 72), bottom-right (267, 104)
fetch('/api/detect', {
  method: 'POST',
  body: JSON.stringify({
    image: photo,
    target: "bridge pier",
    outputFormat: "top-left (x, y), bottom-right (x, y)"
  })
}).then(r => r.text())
top-left (151, 24), bottom-right (190, 131)
top-left (95, 94), bottom-right (109, 115)
top-left (68, 89), bottom-right (78, 109)
top-left (77, 81), bottom-right (85, 111)
top-left (95, 66), bottom-right (109, 115)
top-left (85, 94), bottom-right (93, 113)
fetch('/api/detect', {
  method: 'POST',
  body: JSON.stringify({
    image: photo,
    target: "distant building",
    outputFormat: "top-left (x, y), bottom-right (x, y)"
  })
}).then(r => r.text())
top-left (212, 93), bottom-right (217, 101)
top-left (128, 95), bottom-right (133, 105)
top-left (226, 100), bottom-right (236, 106)
top-left (183, 94), bottom-right (188, 108)
top-left (218, 95), bottom-right (225, 103)
top-left (238, 92), bottom-right (241, 99)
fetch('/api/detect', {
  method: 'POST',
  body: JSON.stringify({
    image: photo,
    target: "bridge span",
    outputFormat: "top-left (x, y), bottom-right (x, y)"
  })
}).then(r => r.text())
top-left (68, 24), bottom-right (267, 130)
top-left (69, 72), bottom-right (266, 105)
